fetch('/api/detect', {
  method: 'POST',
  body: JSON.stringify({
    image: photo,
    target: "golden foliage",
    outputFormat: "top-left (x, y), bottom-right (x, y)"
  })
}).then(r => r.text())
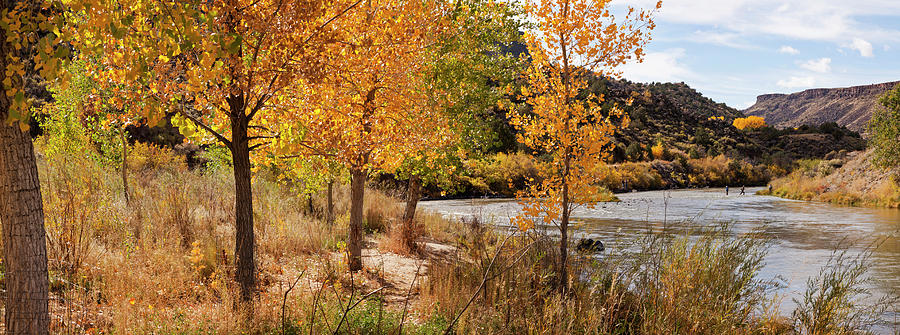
top-left (271, 0), bottom-right (455, 176)
top-left (510, 0), bottom-right (659, 232)
top-left (651, 142), bottom-right (665, 160)
top-left (732, 116), bottom-right (767, 130)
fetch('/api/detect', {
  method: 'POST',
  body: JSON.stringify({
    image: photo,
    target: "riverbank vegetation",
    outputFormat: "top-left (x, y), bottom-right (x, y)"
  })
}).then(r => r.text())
top-left (4, 141), bottom-right (894, 333)
top-left (760, 84), bottom-right (900, 208)
top-left (760, 151), bottom-right (900, 208)
top-left (448, 151), bottom-right (779, 196)
top-left (1, 0), bottom-right (897, 332)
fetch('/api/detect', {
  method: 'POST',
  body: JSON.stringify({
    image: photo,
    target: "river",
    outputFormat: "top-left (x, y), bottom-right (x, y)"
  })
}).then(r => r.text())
top-left (419, 187), bottom-right (900, 327)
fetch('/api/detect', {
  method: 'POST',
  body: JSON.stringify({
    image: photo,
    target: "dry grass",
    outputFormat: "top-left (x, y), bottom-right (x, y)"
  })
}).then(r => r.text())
top-left (6, 133), bottom-right (893, 334)
top-left (762, 152), bottom-right (900, 208)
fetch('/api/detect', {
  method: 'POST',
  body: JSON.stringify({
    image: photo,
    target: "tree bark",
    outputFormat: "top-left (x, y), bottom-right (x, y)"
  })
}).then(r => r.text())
top-left (230, 114), bottom-right (256, 305)
top-left (0, 0), bottom-right (51, 330)
top-left (0, 121), bottom-right (51, 334)
top-left (401, 175), bottom-right (421, 224)
top-left (559, 180), bottom-right (569, 293)
top-left (326, 180), bottom-right (334, 225)
top-left (348, 169), bottom-right (365, 271)
top-left (121, 128), bottom-right (130, 205)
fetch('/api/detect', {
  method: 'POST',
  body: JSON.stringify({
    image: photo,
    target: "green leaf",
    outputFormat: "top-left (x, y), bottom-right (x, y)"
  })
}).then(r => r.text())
top-left (227, 34), bottom-right (242, 54)
top-left (110, 21), bottom-right (123, 39)
top-left (54, 46), bottom-right (70, 59)
top-left (122, 15), bottom-right (135, 27)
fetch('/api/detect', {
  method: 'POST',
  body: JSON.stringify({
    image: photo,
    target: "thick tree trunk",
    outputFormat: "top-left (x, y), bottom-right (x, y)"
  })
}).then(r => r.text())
top-left (0, 0), bottom-right (50, 329)
top-left (401, 175), bottom-right (421, 224)
top-left (348, 169), bottom-right (366, 271)
top-left (326, 180), bottom-right (334, 225)
top-left (0, 116), bottom-right (51, 334)
top-left (121, 129), bottom-right (129, 205)
top-left (230, 116), bottom-right (256, 305)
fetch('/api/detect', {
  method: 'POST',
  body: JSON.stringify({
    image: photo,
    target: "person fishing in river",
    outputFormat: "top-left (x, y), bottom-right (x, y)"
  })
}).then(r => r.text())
top-left (725, 185), bottom-right (729, 196)
top-left (740, 186), bottom-right (746, 195)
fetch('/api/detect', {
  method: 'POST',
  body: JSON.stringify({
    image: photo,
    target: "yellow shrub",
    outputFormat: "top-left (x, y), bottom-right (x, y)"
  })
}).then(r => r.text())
top-left (733, 116), bottom-right (767, 130)
top-left (651, 142), bottom-right (665, 160)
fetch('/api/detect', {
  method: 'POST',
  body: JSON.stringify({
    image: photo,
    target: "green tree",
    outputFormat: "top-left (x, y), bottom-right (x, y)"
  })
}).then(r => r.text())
top-left (868, 84), bottom-right (900, 168)
top-left (396, 0), bottom-right (524, 227)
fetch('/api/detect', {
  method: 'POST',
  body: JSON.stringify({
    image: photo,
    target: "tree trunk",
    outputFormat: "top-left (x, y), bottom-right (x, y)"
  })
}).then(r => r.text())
top-left (0, 116), bottom-right (51, 334)
top-left (326, 180), bottom-right (334, 225)
top-left (348, 169), bottom-right (365, 271)
top-left (121, 128), bottom-right (129, 205)
top-left (0, 0), bottom-right (51, 328)
top-left (230, 116), bottom-right (256, 305)
top-left (401, 175), bottom-right (421, 224)
top-left (559, 181), bottom-right (569, 293)
top-left (558, 144), bottom-right (571, 293)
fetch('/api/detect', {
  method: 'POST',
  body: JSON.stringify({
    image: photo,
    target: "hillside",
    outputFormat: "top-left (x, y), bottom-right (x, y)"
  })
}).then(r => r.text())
top-left (743, 81), bottom-right (900, 133)
top-left (584, 77), bottom-right (866, 164)
top-left (761, 150), bottom-right (900, 208)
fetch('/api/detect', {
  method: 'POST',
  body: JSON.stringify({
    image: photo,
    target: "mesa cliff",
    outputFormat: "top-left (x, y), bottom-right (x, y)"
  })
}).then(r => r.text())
top-left (744, 81), bottom-right (899, 133)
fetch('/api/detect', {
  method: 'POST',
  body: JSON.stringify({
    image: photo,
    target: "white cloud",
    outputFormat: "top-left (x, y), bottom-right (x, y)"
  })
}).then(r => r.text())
top-left (779, 46), bottom-right (800, 54)
top-left (691, 31), bottom-right (756, 49)
top-left (614, 0), bottom-right (900, 44)
top-left (799, 58), bottom-right (832, 73)
top-left (846, 38), bottom-right (874, 57)
top-left (777, 76), bottom-right (816, 88)
top-left (620, 48), bottom-right (693, 83)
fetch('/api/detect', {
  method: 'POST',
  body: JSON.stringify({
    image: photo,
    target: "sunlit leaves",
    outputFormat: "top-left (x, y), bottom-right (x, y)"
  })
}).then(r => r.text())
top-left (511, 0), bottom-right (659, 229)
top-left (1, 1), bottom-right (68, 127)
top-left (62, 0), bottom-right (347, 154)
top-left (273, 0), bottom-right (456, 177)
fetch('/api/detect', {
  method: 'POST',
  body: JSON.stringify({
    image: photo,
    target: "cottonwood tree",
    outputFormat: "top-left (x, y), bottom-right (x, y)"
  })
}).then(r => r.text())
top-left (265, 154), bottom-right (344, 224)
top-left (510, 0), bottom-right (659, 292)
top-left (869, 84), bottom-right (900, 168)
top-left (395, 0), bottom-right (525, 228)
top-left (64, 0), bottom-right (357, 305)
top-left (42, 61), bottom-right (140, 204)
top-left (0, 0), bottom-right (68, 331)
top-left (273, 0), bottom-right (454, 271)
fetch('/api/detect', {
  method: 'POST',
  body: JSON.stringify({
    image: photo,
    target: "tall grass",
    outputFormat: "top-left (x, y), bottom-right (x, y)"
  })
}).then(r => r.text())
top-left (762, 156), bottom-right (900, 208)
top-left (10, 132), bottom-right (896, 334)
top-left (793, 246), bottom-right (897, 334)
top-left (419, 219), bottom-right (790, 334)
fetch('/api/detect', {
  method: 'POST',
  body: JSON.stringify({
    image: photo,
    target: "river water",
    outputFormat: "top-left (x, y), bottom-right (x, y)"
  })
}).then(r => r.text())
top-left (419, 187), bottom-right (900, 324)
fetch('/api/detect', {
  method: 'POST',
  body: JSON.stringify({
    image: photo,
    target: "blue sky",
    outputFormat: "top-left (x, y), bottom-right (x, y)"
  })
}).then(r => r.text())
top-left (612, 0), bottom-right (900, 109)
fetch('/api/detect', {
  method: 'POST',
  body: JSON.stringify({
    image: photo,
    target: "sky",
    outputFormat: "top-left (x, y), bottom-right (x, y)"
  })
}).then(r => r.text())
top-left (611, 0), bottom-right (900, 109)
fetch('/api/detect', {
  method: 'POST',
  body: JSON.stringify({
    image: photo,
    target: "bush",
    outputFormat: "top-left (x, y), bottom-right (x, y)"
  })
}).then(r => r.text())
top-left (458, 152), bottom-right (541, 196)
top-left (421, 222), bottom-right (785, 334)
top-left (793, 248), bottom-right (894, 334)
top-left (625, 142), bottom-right (644, 161)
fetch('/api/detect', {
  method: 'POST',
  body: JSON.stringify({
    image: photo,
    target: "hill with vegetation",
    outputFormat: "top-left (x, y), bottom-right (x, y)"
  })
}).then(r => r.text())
top-left (589, 77), bottom-right (866, 164)
top-left (759, 150), bottom-right (900, 208)
top-left (440, 78), bottom-right (868, 197)
top-left (743, 81), bottom-right (900, 133)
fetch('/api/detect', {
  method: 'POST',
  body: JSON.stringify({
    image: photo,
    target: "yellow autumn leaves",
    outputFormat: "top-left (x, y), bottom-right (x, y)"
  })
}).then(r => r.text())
top-left (733, 116), bottom-right (767, 130)
top-left (511, 0), bottom-right (659, 233)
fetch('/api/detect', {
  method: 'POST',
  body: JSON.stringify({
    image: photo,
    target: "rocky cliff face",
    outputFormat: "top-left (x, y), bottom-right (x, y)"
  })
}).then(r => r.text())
top-left (744, 81), bottom-right (899, 133)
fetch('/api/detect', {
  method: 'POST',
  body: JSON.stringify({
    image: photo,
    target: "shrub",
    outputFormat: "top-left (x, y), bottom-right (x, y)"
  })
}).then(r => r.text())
top-left (625, 142), bottom-right (644, 161)
top-left (651, 142), bottom-right (664, 160)
top-left (733, 116), bottom-right (767, 130)
top-left (793, 248), bottom-right (894, 334)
